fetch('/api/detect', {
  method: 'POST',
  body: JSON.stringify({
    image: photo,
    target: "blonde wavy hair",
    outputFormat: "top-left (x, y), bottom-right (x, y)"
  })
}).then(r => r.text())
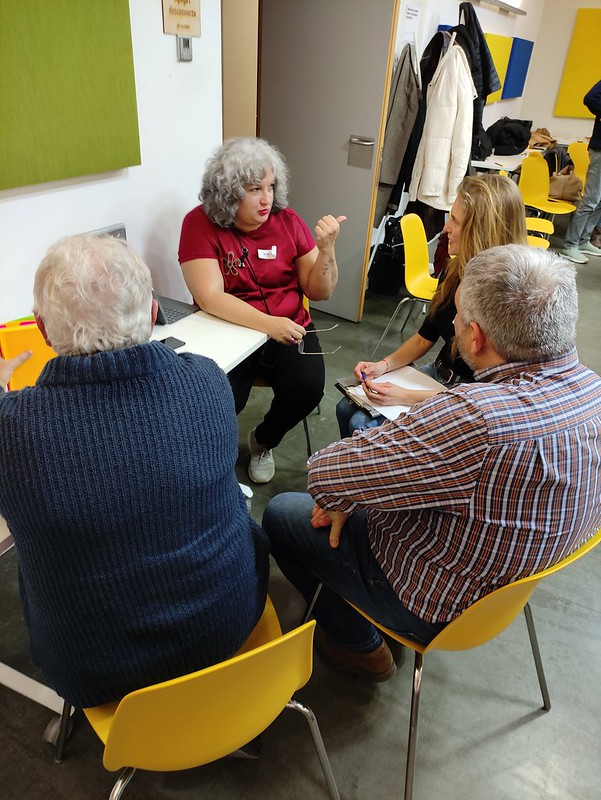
top-left (429, 173), bottom-right (528, 317)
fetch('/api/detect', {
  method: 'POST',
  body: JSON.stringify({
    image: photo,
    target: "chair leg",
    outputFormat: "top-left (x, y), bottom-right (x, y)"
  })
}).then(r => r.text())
top-left (369, 298), bottom-right (411, 360)
top-left (54, 700), bottom-right (73, 763)
top-left (404, 651), bottom-right (424, 800)
top-left (302, 416), bottom-right (313, 459)
top-left (302, 582), bottom-right (323, 624)
top-left (287, 699), bottom-right (341, 800)
top-left (523, 603), bottom-right (551, 711)
top-left (108, 767), bottom-right (136, 800)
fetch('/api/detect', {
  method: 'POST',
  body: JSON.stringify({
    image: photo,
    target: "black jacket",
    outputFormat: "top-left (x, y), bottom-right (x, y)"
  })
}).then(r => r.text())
top-left (584, 81), bottom-right (601, 151)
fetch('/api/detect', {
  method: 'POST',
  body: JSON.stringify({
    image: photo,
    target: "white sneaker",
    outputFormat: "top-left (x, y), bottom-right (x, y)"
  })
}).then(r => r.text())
top-left (579, 241), bottom-right (601, 257)
top-left (247, 428), bottom-right (275, 484)
top-left (561, 247), bottom-right (588, 264)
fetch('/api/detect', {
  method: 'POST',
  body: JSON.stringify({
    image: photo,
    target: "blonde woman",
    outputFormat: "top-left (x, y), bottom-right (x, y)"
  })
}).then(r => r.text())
top-left (337, 173), bottom-right (528, 436)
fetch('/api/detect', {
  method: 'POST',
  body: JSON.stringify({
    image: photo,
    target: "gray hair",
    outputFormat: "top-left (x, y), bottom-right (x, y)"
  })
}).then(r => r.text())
top-left (459, 244), bottom-right (578, 362)
top-left (33, 235), bottom-right (154, 356)
top-left (200, 137), bottom-right (289, 227)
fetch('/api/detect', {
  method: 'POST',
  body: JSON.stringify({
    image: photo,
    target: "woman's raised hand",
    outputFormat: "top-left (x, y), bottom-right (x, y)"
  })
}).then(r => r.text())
top-left (314, 215), bottom-right (347, 251)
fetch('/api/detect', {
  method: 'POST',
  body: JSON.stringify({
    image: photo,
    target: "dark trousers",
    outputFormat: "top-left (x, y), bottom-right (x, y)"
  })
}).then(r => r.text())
top-left (263, 493), bottom-right (447, 649)
top-left (228, 323), bottom-right (325, 449)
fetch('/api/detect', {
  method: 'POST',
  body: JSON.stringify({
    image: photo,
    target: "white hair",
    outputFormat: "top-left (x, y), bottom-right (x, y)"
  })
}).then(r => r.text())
top-left (459, 244), bottom-right (578, 362)
top-left (33, 235), bottom-right (154, 356)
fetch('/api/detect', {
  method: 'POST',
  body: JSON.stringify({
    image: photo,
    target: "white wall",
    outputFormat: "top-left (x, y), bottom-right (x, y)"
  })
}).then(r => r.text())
top-left (395, 0), bottom-right (595, 136)
top-left (521, 0), bottom-right (600, 140)
top-left (0, 0), bottom-right (223, 322)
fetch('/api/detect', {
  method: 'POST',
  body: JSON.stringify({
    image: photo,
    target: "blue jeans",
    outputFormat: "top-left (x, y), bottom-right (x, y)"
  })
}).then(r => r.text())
top-left (564, 147), bottom-right (601, 247)
top-left (335, 399), bottom-right (383, 438)
top-left (334, 361), bottom-right (441, 439)
top-left (262, 492), bottom-right (446, 649)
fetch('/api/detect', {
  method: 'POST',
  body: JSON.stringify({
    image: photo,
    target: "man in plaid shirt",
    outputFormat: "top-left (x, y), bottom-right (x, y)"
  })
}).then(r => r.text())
top-left (263, 244), bottom-right (601, 682)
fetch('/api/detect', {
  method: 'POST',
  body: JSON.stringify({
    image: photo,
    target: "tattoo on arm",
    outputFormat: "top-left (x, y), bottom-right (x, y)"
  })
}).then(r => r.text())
top-left (321, 258), bottom-right (336, 278)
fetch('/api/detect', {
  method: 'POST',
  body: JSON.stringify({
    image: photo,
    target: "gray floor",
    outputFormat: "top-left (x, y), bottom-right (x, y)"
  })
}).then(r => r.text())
top-left (1, 234), bottom-right (600, 800)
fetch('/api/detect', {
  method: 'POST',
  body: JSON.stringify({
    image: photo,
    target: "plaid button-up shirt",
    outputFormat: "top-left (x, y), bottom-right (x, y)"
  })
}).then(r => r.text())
top-left (308, 350), bottom-right (601, 623)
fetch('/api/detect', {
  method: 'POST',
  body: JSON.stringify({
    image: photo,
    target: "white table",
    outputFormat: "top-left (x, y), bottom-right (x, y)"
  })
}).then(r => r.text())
top-left (150, 308), bottom-right (268, 373)
top-left (1, 311), bottom-right (267, 713)
top-left (471, 151), bottom-right (529, 174)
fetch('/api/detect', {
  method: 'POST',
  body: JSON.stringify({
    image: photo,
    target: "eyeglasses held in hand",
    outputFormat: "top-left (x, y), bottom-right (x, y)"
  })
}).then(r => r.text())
top-left (298, 323), bottom-right (341, 355)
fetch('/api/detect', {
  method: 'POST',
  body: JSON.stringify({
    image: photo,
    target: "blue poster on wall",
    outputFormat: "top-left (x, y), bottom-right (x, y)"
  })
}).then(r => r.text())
top-left (502, 37), bottom-right (534, 100)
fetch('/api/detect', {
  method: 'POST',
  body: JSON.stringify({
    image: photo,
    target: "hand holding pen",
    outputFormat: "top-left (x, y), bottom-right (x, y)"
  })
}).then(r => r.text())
top-left (353, 359), bottom-right (388, 383)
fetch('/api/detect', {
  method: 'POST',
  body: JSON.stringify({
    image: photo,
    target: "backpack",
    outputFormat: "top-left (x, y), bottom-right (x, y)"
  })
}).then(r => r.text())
top-left (471, 126), bottom-right (493, 160)
top-left (367, 217), bottom-right (405, 296)
top-left (486, 117), bottom-right (532, 156)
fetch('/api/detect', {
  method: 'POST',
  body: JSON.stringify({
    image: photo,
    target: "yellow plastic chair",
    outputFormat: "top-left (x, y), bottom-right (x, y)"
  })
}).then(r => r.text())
top-left (370, 214), bottom-right (439, 359)
top-left (526, 216), bottom-right (554, 249)
top-left (568, 141), bottom-right (590, 188)
top-left (340, 527), bottom-right (601, 800)
top-left (83, 596), bottom-right (340, 800)
top-left (527, 236), bottom-right (550, 249)
top-left (518, 153), bottom-right (577, 217)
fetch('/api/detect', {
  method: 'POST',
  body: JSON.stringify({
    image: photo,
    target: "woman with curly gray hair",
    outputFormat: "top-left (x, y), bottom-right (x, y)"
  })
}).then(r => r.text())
top-left (179, 137), bottom-right (346, 484)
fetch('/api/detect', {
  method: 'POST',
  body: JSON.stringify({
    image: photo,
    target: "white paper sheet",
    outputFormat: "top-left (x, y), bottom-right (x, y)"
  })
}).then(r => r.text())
top-left (346, 365), bottom-right (443, 421)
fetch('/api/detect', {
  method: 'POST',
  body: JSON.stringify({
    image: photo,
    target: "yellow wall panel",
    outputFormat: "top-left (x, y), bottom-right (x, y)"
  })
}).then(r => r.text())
top-left (484, 33), bottom-right (513, 105)
top-left (555, 9), bottom-right (601, 118)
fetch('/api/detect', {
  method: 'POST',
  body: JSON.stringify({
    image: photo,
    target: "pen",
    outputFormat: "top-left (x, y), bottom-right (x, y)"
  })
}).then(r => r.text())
top-left (360, 370), bottom-right (367, 381)
top-left (495, 162), bottom-right (504, 167)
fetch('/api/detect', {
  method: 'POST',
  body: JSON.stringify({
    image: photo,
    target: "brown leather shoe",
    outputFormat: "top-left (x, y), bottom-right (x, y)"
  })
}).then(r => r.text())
top-left (314, 626), bottom-right (397, 682)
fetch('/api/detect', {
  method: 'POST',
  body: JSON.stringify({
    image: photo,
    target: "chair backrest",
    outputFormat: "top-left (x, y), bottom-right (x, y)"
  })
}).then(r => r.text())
top-left (527, 235), bottom-right (550, 249)
top-left (525, 216), bottom-right (554, 236)
top-left (98, 620), bottom-right (316, 772)
top-left (0, 318), bottom-right (56, 390)
top-left (567, 141), bottom-right (590, 186)
top-left (400, 214), bottom-right (438, 300)
top-left (428, 526), bottom-right (601, 653)
top-left (518, 154), bottom-right (551, 205)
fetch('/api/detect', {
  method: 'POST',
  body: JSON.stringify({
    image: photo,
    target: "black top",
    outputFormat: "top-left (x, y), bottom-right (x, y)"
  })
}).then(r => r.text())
top-left (418, 269), bottom-right (473, 381)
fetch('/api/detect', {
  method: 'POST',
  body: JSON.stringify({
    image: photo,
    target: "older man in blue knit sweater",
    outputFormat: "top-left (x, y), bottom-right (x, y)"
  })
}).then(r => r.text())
top-left (0, 234), bottom-right (268, 708)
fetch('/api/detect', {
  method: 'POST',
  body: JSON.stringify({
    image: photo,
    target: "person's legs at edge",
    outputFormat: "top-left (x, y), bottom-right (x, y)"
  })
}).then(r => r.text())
top-left (228, 347), bottom-right (262, 414)
top-left (562, 148), bottom-right (601, 263)
top-left (256, 326), bottom-right (324, 449)
top-left (263, 492), bottom-right (444, 678)
top-left (335, 398), bottom-right (384, 439)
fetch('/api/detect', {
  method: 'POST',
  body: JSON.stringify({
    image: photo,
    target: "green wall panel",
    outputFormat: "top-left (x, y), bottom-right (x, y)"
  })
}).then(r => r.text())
top-left (0, 0), bottom-right (141, 191)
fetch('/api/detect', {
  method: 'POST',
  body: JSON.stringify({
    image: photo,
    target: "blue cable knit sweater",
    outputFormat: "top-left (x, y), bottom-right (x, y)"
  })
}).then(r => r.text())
top-left (0, 342), bottom-right (268, 707)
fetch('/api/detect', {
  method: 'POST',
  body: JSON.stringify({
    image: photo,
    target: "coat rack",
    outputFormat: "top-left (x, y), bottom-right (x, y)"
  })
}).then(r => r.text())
top-left (473, 0), bottom-right (526, 15)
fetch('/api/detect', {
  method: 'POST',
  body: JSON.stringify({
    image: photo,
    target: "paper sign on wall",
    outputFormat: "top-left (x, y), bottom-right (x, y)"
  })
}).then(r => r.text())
top-left (162, 0), bottom-right (201, 38)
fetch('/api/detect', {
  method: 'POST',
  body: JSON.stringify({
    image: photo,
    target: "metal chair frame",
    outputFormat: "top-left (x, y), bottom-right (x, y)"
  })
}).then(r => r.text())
top-left (303, 527), bottom-right (601, 800)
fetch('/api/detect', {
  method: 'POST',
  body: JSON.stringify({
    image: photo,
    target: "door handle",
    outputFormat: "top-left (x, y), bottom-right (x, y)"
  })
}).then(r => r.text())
top-left (349, 136), bottom-right (375, 146)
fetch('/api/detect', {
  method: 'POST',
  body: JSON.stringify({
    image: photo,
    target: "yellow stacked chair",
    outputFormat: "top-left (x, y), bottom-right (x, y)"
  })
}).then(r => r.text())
top-left (370, 213), bottom-right (439, 359)
top-left (525, 216), bottom-right (554, 249)
top-left (518, 153), bottom-right (577, 218)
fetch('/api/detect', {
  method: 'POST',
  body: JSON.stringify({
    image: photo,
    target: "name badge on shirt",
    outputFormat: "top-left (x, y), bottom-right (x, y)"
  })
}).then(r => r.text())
top-left (258, 246), bottom-right (277, 260)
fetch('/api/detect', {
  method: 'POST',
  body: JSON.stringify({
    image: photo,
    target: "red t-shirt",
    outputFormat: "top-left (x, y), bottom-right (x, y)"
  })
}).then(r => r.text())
top-left (178, 206), bottom-right (315, 326)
